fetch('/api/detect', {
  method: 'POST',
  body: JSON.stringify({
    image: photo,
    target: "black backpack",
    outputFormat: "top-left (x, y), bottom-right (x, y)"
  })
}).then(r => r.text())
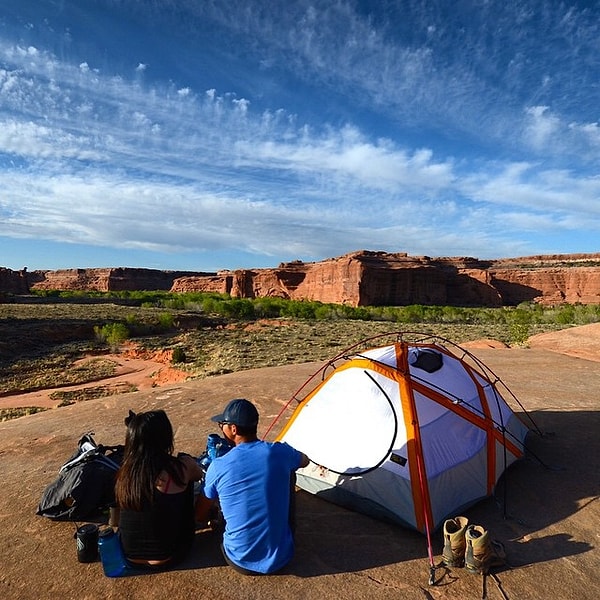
top-left (37, 433), bottom-right (124, 521)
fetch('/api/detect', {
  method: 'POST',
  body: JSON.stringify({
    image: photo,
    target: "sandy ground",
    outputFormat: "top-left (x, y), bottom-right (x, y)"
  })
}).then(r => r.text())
top-left (1, 324), bottom-right (599, 599)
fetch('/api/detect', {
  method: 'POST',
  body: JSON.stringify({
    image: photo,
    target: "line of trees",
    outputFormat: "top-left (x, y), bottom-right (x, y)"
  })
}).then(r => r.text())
top-left (34, 288), bottom-right (600, 327)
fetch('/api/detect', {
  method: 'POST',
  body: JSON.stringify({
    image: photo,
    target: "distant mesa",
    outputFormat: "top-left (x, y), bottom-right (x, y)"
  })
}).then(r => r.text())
top-left (2, 250), bottom-right (600, 307)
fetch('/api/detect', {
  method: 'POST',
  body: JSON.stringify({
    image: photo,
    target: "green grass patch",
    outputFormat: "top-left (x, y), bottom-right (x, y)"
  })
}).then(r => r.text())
top-left (1, 406), bottom-right (48, 421)
top-left (52, 382), bottom-right (138, 405)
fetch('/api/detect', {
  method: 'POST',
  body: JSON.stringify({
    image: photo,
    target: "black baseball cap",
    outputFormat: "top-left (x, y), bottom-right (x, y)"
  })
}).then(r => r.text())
top-left (211, 398), bottom-right (259, 427)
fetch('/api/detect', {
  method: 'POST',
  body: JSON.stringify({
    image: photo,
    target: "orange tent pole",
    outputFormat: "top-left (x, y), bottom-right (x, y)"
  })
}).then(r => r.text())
top-left (396, 343), bottom-right (436, 584)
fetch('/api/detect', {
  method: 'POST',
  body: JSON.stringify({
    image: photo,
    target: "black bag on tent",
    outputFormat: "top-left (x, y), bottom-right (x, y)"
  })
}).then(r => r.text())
top-left (36, 433), bottom-right (124, 521)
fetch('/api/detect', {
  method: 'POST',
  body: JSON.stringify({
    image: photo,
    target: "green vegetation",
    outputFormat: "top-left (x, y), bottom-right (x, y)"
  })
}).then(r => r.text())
top-left (171, 346), bottom-right (187, 364)
top-left (52, 382), bottom-right (138, 406)
top-left (12, 291), bottom-right (600, 365)
top-left (94, 322), bottom-right (130, 350)
top-left (0, 355), bottom-right (118, 396)
top-left (510, 260), bottom-right (600, 269)
top-left (28, 288), bottom-right (600, 327)
top-left (0, 407), bottom-right (48, 422)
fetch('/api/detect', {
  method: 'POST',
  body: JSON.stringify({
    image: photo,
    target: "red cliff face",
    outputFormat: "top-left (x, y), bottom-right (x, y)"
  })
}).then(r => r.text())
top-left (169, 251), bottom-right (600, 306)
top-left (27, 268), bottom-right (206, 292)
top-left (0, 268), bottom-right (29, 295)
top-left (2, 251), bottom-right (599, 307)
top-left (490, 267), bottom-right (600, 305)
top-left (171, 272), bottom-right (233, 294)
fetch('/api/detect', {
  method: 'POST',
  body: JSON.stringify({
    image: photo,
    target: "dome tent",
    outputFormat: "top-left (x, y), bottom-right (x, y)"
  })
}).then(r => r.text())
top-left (271, 333), bottom-right (533, 572)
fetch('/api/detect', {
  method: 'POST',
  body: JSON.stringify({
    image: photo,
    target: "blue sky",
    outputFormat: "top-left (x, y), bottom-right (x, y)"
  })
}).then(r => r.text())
top-left (1, 0), bottom-right (599, 272)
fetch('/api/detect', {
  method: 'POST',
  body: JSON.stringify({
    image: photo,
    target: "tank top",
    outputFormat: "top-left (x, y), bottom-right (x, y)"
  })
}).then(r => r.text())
top-left (119, 482), bottom-right (194, 562)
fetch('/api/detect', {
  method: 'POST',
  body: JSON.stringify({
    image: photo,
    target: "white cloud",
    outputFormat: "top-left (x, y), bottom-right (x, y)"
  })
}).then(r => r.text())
top-left (522, 105), bottom-right (600, 163)
top-left (233, 125), bottom-right (454, 195)
top-left (524, 106), bottom-right (560, 150)
top-left (0, 119), bottom-right (104, 161)
top-left (571, 121), bottom-right (600, 147)
top-left (461, 161), bottom-right (600, 217)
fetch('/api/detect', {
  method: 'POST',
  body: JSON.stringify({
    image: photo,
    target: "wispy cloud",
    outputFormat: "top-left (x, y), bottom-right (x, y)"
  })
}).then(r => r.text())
top-left (523, 105), bottom-right (600, 164)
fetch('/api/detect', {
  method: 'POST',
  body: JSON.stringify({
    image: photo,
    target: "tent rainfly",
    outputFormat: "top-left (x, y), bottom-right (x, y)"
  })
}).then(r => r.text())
top-left (274, 335), bottom-right (532, 537)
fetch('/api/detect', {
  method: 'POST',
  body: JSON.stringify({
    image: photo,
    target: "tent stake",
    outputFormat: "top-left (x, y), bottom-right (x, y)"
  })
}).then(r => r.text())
top-left (428, 564), bottom-right (436, 585)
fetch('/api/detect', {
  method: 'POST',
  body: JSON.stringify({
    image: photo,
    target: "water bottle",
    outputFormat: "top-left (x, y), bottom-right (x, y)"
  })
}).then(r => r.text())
top-left (206, 433), bottom-right (233, 461)
top-left (75, 523), bottom-right (98, 563)
top-left (97, 527), bottom-right (130, 577)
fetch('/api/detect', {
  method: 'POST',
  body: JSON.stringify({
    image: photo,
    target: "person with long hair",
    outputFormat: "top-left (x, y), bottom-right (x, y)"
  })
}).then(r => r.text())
top-left (115, 409), bottom-right (204, 568)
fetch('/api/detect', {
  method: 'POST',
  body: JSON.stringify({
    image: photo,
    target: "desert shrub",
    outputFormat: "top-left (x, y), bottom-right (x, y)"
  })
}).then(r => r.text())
top-left (253, 297), bottom-right (286, 318)
top-left (509, 322), bottom-right (530, 345)
top-left (31, 289), bottom-right (61, 298)
top-left (124, 313), bottom-right (142, 327)
top-left (396, 305), bottom-right (426, 323)
top-left (314, 304), bottom-right (338, 320)
top-left (350, 307), bottom-right (371, 320)
top-left (197, 294), bottom-right (235, 316)
top-left (378, 306), bottom-right (404, 322)
top-left (421, 305), bottom-right (445, 322)
top-left (575, 304), bottom-right (600, 324)
top-left (554, 305), bottom-right (575, 324)
top-left (161, 297), bottom-right (186, 310)
top-left (508, 307), bottom-right (533, 325)
top-left (1, 406), bottom-right (48, 421)
top-left (198, 296), bottom-right (220, 314)
top-left (157, 312), bottom-right (175, 329)
top-left (171, 346), bottom-right (187, 364)
top-left (220, 298), bottom-right (256, 319)
top-left (281, 301), bottom-right (321, 319)
top-left (94, 322), bottom-right (129, 350)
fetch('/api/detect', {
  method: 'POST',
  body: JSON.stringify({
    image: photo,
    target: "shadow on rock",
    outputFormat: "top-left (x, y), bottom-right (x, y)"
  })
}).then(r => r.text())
top-left (464, 408), bottom-right (599, 569)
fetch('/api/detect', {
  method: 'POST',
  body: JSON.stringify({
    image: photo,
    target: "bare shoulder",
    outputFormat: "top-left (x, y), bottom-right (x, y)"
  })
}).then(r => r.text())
top-left (178, 453), bottom-right (204, 482)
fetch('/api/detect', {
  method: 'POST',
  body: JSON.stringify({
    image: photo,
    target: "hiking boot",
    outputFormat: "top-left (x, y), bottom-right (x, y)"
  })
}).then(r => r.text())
top-left (442, 516), bottom-right (469, 567)
top-left (464, 525), bottom-right (506, 574)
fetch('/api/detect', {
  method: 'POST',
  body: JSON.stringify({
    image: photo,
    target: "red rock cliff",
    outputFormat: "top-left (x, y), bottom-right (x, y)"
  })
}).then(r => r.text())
top-left (0, 267), bottom-right (29, 296)
top-left (27, 267), bottom-right (206, 292)
top-left (2, 251), bottom-right (600, 307)
top-left (171, 251), bottom-right (600, 306)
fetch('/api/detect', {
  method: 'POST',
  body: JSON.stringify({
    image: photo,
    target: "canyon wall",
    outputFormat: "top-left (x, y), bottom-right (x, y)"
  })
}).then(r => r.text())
top-left (0, 267), bottom-right (29, 296)
top-left (25, 267), bottom-right (206, 292)
top-left (2, 251), bottom-right (600, 307)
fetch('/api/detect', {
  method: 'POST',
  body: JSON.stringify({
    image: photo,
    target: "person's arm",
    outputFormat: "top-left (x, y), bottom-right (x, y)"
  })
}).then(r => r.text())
top-left (281, 441), bottom-right (310, 470)
top-left (202, 461), bottom-right (218, 500)
top-left (298, 452), bottom-right (310, 469)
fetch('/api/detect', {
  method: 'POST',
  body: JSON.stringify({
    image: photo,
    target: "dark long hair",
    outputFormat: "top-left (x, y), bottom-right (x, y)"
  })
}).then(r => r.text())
top-left (115, 410), bottom-right (186, 511)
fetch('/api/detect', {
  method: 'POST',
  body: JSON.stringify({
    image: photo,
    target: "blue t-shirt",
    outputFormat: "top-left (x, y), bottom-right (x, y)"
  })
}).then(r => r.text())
top-left (204, 440), bottom-right (303, 574)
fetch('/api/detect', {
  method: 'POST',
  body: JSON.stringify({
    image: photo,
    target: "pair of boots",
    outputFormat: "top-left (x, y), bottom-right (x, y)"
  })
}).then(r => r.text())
top-left (442, 516), bottom-right (506, 575)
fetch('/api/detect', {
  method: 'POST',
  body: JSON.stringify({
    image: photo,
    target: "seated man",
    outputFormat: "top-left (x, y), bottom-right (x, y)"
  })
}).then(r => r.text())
top-left (203, 398), bottom-right (309, 575)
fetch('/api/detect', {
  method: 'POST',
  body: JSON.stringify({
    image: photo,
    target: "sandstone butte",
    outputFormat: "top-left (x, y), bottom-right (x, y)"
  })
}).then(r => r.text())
top-left (2, 250), bottom-right (600, 307)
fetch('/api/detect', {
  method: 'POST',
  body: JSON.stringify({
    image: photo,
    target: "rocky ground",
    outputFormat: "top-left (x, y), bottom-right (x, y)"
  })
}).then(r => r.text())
top-left (1, 325), bottom-right (599, 599)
